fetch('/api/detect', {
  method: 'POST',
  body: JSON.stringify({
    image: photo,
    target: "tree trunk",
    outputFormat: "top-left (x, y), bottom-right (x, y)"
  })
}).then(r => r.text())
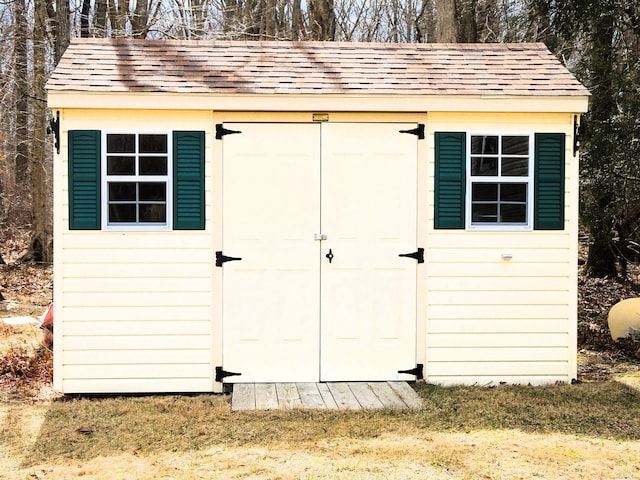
top-left (29, 0), bottom-right (53, 263)
top-left (81, 0), bottom-right (91, 37)
top-left (55, 0), bottom-right (70, 64)
top-left (435, 0), bottom-right (457, 42)
top-left (108, 0), bottom-right (127, 37)
top-left (132, 0), bottom-right (151, 39)
top-left (415, 0), bottom-right (435, 42)
top-left (529, 0), bottom-right (556, 50)
top-left (13, 0), bottom-right (30, 224)
top-left (584, 11), bottom-right (619, 277)
top-left (309, 0), bottom-right (335, 40)
top-left (94, 0), bottom-right (108, 37)
top-left (265, 0), bottom-right (276, 38)
top-left (457, 0), bottom-right (477, 42)
top-left (292, 0), bottom-right (302, 40)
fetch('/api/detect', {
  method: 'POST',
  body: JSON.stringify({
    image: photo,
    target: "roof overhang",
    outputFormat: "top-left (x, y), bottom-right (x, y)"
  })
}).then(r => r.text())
top-left (47, 91), bottom-right (590, 114)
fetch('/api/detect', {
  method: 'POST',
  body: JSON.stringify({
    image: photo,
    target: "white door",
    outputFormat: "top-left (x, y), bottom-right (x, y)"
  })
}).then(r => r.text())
top-left (221, 123), bottom-right (321, 382)
top-left (320, 123), bottom-right (418, 381)
top-left (220, 122), bottom-right (418, 383)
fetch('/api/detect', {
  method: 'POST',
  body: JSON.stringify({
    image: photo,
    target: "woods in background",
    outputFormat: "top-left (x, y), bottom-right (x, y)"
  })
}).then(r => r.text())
top-left (0, 0), bottom-right (638, 277)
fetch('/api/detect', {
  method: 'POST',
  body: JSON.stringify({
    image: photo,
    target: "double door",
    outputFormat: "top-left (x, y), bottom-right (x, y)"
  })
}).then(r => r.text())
top-left (220, 122), bottom-right (419, 383)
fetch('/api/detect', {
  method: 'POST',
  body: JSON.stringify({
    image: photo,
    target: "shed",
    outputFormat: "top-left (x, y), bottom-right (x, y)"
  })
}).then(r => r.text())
top-left (47, 39), bottom-right (589, 394)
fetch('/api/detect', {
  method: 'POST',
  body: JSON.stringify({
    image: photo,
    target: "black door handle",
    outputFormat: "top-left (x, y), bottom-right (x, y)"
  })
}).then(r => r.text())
top-left (325, 249), bottom-right (334, 263)
top-left (399, 247), bottom-right (424, 263)
top-left (216, 251), bottom-right (242, 267)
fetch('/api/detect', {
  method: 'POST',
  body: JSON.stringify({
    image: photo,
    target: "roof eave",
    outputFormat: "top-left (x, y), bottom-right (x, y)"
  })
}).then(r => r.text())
top-left (46, 90), bottom-right (590, 114)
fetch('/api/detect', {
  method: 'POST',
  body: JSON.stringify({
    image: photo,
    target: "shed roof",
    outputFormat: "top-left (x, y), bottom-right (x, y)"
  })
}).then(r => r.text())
top-left (47, 38), bottom-right (589, 97)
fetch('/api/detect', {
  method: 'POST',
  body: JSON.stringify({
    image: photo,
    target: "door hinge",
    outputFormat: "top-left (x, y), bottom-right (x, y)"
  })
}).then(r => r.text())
top-left (47, 111), bottom-right (60, 154)
top-left (399, 247), bottom-right (424, 263)
top-left (215, 366), bottom-right (242, 382)
top-left (398, 364), bottom-right (424, 380)
top-left (216, 251), bottom-right (242, 267)
top-left (216, 123), bottom-right (242, 139)
top-left (399, 124), bottom-right (425, 139)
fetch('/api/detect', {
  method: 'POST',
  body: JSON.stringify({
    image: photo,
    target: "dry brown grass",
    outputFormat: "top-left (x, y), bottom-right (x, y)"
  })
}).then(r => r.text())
top-left (1, 380), bottom-right (640, 480)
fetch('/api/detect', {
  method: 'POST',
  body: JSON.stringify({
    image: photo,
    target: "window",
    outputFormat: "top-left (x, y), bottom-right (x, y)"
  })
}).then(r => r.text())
top-left (467, 134), bottom-right (532, 228)
top-left (104, 133), bottom-right (170, 228)
top-left (434, 132), bottom-right (565, 231)
top-left (68, 130), bottom-right (204, 231)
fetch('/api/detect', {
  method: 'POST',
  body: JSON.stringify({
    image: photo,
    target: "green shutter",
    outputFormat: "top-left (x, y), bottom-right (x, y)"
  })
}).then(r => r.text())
top-left (68, 130), bottom-right (101, 230)
top-left (173, 131), bottom-right (205, 230)
top-left (534, 133), bottom-right (565, 230)
top-left (434, 132), bottom-right (466, 229)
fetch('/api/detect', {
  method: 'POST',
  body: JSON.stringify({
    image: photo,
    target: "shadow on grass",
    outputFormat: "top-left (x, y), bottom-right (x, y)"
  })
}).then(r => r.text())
top-left (20, 380), bottom-right (640, 467)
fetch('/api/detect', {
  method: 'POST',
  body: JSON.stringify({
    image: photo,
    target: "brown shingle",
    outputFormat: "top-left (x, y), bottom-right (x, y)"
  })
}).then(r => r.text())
top-left (46, 39), bottom-right (589, 97)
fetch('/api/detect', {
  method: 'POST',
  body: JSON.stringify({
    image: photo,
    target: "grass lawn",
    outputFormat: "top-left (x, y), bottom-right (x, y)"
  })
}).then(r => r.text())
top-left (2, 378), bottom-right (640, 480)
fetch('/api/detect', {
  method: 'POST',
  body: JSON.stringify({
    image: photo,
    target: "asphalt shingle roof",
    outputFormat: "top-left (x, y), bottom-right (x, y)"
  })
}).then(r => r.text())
top-left (46, 38), bottom-right (589, 97)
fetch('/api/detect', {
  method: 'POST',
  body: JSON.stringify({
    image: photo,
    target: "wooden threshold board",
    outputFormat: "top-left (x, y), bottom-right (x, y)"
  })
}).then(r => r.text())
top-left (231, 382), bottom-right (422, 412)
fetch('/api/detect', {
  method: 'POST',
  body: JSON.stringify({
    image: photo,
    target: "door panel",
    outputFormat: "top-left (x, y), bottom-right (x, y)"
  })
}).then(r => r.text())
top-left (320, 123), bottom-right (418, 381)
top-left (221, 123), bottom-right (321, 383)
top-left (220, 122), bottom-right (418, 383)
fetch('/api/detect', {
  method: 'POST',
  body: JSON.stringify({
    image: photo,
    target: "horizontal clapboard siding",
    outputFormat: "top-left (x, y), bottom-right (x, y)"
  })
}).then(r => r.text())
top-left (59, 232), bottom-right (213, 393)
top-left (425, 228), bottom-right (574, 385)
top-left (62, 378), bottom-right (212, 394)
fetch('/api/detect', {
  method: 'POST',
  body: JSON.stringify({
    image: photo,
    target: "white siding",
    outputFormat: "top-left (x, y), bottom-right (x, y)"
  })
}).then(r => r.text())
top-left (424, 113), bottom-right (578, 386)
top-left (53, 110), bottom-right (215, 393)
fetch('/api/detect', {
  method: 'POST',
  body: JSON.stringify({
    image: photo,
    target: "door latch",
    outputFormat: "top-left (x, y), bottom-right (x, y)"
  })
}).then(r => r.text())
top-left (325, 249), bottom-right (334, 263)
top-left (314, 233), bottom-right (328, 241)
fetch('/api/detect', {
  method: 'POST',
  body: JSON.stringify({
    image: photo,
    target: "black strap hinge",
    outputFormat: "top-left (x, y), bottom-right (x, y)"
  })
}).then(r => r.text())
top-left (216, 251), bottom-right (242, 267)
top-left (573, 115), bottom-right (586, 157)
top-left (399, 124), bottom-right (425, 139)
top-left (399, 247), bottom-right (424, 263)
top-left (47, 111), bottom-right (60, 154)
top-left (216, 123), bottom-right (242, 139)
top-left (215, 366), bottom-right (241, 382)
top-left (398, 363), bottom-right (424, 380)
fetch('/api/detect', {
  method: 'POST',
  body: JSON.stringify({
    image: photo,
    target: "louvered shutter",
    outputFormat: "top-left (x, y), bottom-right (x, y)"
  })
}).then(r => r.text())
top-left (434, 132), bottom-right (466, 229)
top-left (173, 131), bottom-right (205, 230)
top-left (68, 130), bottom-right (101, 230)
top-left (534, 133), bottom-right (565, 230)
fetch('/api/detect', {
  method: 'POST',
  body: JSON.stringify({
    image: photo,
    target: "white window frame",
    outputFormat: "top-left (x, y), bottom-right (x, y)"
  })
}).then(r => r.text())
top-left (101, 131), bottom-right (173, 231)
top-left (465, 132), bottom-right (534, 231)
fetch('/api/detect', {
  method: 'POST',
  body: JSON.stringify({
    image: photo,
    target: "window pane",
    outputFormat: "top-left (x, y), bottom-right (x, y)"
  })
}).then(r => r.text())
top-left (500, 204), bottom-right (527, 223)
top-left (501, 157), bottom-right (529, 176)
top-left (109, 182), bottom-right (136, 201)
top-left (471, 136), bottom-right (498, 154)
top-left (502, 136), bottom-right (529, 155)
top-left (500, 183), bottom-right (527, 202)
top-left (139, 204), bottom-right (166, 223)
top-left (109, 204), bottom-right (136, 223)
top-left (140, 156), bottom-right (168, 175)
top-left (471, 157), bottom-right (498, 176)
top-left (139, 134), bottom-right (168, 154)
top-left (472, 183), bottom-right (498, 201)
top-left (139, 182), bottom-right (166, 201)
top-left (107, 134), bottom-right (135, 153)
top-left (107, 156), bottom-right (135, 175)
top-left (472, 204), bottom-right (497, 223)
